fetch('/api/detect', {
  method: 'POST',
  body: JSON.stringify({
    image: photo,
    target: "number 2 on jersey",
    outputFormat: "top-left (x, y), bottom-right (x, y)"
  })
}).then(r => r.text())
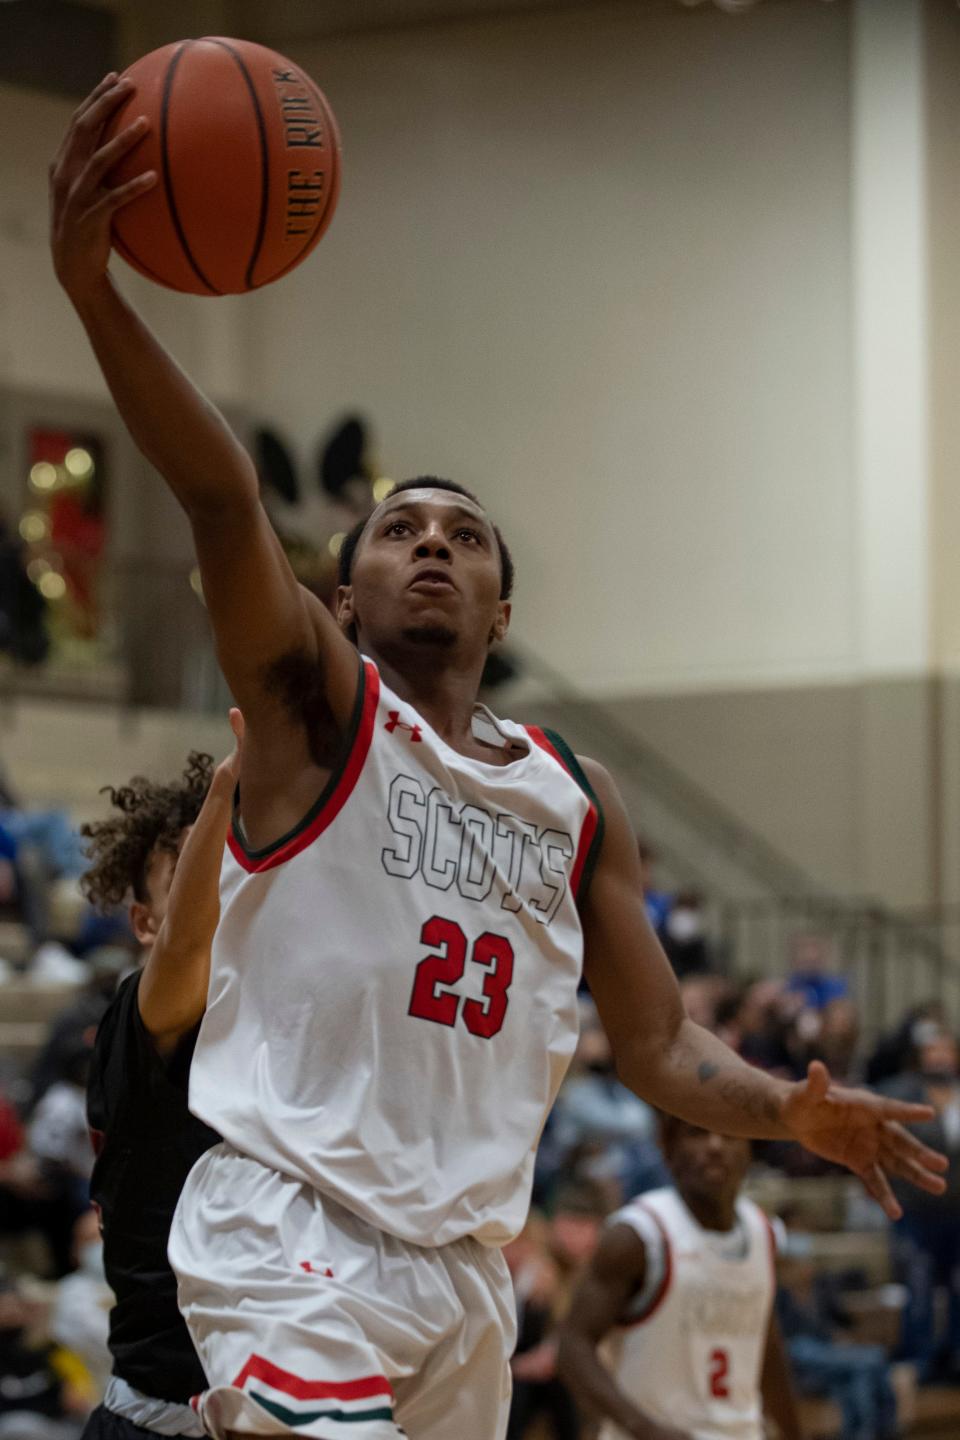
top-left (709, 1347), bottom-right (731, 1399)
top-left (408, 916), bottom-right (514, 1038)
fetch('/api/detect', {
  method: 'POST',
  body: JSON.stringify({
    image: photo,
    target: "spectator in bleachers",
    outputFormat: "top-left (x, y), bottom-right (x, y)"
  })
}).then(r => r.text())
top-left (775, 1279), bottom-right (899, 1440)
top-left (638, 838), bottom-right (674, 933)
top-left (543, 1012), bottom-right (667, 1208)
top-left (0, 1272), bottom-right (85, 1439)
top-left (659, 889), bottom-right (715, 979)
top-left (49, 1209), bottom-right (113, 1401)
top-left (0, 1086), bottom-right (83, 1279)
top-left (806, 997), bottom-right (862, 1086)
top-left (882, 1022), bottom-right (960, 1381)
top-left (784, 933), bottom-right (850, 1012)
top-left (27, 947), bottom-right (133, 1112)
top-left (505, 1214), bottom-right (578, 1440)
top-left (866, 1001), bottom-right (949, 1088)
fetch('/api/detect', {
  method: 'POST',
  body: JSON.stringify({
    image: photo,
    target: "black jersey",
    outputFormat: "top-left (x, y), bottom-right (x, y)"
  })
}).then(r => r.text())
top-left (87, 970), bottom-right (218, 1404)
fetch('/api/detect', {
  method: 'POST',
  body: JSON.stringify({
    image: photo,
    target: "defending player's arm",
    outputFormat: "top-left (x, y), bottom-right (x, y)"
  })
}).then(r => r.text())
top-left (557, 1225), bottom-right (690, 1440)
top-left (759, 1310), bottom-right (803, 1440)
top-left (578, 759), bottom-right (948, 1219)
top-left (48, 78), bottom-right (359, 771)
top-left (138, 712), bottom-right (241, 1057)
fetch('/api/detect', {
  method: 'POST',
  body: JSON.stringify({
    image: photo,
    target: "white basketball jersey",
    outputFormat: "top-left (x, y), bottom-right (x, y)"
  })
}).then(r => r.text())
top-left (188, 658), bottom-right (602, 1248)
top-left (600, 1188), bottom-right (775, 1440)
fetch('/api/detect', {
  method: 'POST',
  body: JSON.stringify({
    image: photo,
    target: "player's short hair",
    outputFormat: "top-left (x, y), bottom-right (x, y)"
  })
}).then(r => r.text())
top-left (81, 753), bottom-right (213, 910)
top-left (337, 476), bottom-right (515, 601)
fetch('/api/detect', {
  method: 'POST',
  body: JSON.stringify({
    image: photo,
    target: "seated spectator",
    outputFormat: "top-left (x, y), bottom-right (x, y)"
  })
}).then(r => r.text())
top-left (27, 1044), bottom-right (93, 1204)
top-left (0, 1110), bottom-right (82, 1279)
top-left (804, 996), bottom-right (862, 1086)
top-left (49, 1209), bottom-right (113, 1401)
top-left (882, 1023), bottom-right (960, 1381)
top-left (545, 1018), bottom-right (667, 1207)
top-left (637, 838), bottom-right (673, 933)
top-left (784, 933), bottom-right (849, 1012)
top-left (0, 1272), bottom-right (86, 1439)
top-left (776, 1281), bottom-right (898, 1440)
top-left (505, 1215), bottom-right (578, 1440)
top-left (866, 1001), bottom-right (948, 1087)
top-left (728, 979), bottom-right (796, 1074)
top-left (28, 947), bottom-right (133, 1112)
top-left (659, 888), bottom-right (714, 978)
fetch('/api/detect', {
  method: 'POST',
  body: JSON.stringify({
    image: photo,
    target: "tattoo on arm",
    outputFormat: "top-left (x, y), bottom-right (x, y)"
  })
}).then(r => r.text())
top-left (697, 1060), bottom-right (781, 1126)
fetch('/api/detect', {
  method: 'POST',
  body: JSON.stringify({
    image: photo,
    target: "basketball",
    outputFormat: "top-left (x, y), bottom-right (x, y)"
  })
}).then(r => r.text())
top-left (102, 37), bottom-right (341, 296)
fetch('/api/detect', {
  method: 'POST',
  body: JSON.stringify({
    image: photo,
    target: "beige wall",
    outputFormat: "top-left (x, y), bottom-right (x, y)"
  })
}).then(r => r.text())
top-left (603, 676), bottom-right (938, 907)
top-left (244, 0), bottom-right (856, 692)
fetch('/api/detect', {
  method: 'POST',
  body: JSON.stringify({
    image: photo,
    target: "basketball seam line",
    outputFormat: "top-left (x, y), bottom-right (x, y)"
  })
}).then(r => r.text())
top-left (161, 40), bottom-right (221, 296)
top-left (206, 39), bottom-right (271, 292)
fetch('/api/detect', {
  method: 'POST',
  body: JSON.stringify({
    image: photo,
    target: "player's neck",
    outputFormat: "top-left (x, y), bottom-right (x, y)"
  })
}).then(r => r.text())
top-left (678, 1190), bottom-right (737, 1233)
top-left (369, 645), bottom-right (487, 749)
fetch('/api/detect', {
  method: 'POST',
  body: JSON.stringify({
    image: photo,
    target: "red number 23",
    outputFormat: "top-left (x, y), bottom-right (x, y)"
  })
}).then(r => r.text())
top-left (408, 916), bottom-right (514, 1039)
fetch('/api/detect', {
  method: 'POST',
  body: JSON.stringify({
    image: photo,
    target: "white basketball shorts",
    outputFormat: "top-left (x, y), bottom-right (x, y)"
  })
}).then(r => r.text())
top-left (168, 1144), bottom-right (516, 1439)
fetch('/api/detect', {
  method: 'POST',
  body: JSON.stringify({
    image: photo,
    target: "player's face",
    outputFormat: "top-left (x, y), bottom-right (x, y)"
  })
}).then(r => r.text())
top-left (664, 1121), bottom-right (752, 1210)
top-left (338, 491), bottom-right (509, 655)
top-left (129, 827), bottom-right (192, 948)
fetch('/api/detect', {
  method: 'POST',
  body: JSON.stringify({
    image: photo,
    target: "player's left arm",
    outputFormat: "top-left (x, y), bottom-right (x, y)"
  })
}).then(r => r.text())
top-left (760, 1309), bottom-right (803, 1440)
top-left (578, 758), bottom-right (948, 1219)
top-left (138, 711), bottom-right (242, 1057)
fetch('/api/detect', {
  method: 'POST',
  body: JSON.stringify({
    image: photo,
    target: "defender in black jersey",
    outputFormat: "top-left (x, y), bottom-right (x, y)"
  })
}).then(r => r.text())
top-left (80, 722), bottom-right (241, 1439)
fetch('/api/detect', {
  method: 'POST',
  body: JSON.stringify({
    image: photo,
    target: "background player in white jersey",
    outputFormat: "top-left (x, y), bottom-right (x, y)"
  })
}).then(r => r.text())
top-left (558, 1116), bottom-right (801, 1440)
top-left (50, 78), bottom-right (946, 1440)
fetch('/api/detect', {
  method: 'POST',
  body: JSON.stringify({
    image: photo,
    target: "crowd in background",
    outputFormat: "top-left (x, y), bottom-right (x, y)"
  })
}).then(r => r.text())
top-left (0, 823), bottom-right (957, 1437)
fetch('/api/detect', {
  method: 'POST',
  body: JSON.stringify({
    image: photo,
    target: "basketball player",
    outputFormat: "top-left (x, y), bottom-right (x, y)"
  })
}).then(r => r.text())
top-left (49, 76), bottom-right (946, 1440)
top-left (81, 719), bottom-right (241, 1440)
top-left (558, 1117), bottom-right (800, 1440)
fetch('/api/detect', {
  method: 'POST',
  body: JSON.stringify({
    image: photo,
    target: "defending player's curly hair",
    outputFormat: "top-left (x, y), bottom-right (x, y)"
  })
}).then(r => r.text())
top-left (81, 752), bottom-right (214, 910)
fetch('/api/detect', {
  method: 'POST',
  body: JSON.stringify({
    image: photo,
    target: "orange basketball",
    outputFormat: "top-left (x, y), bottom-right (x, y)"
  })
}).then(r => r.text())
top-left (103, 37), bottom-right (341, 295)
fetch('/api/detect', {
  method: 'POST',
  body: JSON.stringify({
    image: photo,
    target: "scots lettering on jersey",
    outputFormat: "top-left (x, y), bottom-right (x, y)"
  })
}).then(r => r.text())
top-left (381, 773), bottom-right (574, 924)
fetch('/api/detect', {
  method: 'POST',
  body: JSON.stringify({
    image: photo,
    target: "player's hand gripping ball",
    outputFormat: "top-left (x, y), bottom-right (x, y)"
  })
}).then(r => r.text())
top-left (102, 36), bottom-right (341, 294)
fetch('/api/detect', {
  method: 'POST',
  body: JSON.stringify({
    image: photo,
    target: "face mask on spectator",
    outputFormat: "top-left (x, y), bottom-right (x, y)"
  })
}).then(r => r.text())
top-left (78, 1239), bottom-right (105, 1279)
top-left (666, 907), bottom-right (703, 944)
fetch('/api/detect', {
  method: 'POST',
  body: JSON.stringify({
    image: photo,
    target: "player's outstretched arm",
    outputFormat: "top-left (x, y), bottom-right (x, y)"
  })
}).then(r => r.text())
top-left (760, 1311), bottom-right (803, 1440)
top-left (137, 710), bottom-right (241, 1056)
top-left (579, 759), bottom-right (948, 1221)
top-left (48, 76), bottom-right (358, 742)
top-left (557, 1225), bottom-right (691, 1440)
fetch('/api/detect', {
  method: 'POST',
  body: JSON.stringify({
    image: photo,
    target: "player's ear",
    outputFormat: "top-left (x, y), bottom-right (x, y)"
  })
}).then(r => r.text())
top-left (490, 600), bottom-right (510, 646)
top-left (336, 584), bottom-right (355, 634)
top-left (129, 899), bottom-right (159, 947)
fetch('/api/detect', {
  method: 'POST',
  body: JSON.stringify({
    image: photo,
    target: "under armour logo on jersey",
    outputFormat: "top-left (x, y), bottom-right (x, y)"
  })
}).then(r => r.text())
top-left (385, 710), bottom-right (423, 742)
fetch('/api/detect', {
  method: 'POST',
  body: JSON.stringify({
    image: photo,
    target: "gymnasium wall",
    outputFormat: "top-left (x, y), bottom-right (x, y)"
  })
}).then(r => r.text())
top-left (247, 0), bottom-right (856, 694)
top-left (0, 0), bottom-right (956, 906)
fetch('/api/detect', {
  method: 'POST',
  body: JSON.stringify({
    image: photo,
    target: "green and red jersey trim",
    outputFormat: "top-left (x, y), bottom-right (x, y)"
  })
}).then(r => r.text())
top-left (228, 658), bottom-right (380, 874)
top-left (524, 725), bottom-right (604, 903)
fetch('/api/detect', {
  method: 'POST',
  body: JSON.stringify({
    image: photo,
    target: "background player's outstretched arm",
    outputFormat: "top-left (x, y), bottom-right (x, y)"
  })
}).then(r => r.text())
top-left (137, 710), bottom-right (242, 1057)
top-left (579, 758), bottom-right (948, 1220)
top-left (557, 1224), bottom-right (691, 1440)
top-left (48, 78), bottom-right (359, 774)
